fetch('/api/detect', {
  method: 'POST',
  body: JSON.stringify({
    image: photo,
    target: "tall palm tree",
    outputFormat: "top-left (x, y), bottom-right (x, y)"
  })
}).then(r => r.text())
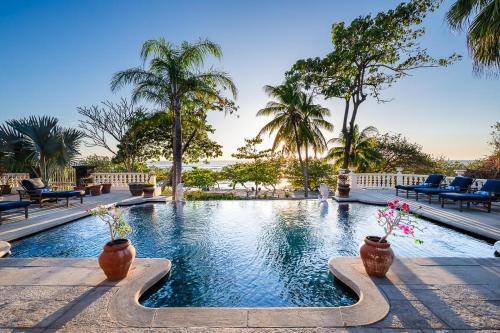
top-left (110, 38), bottom-right (237, 198)
top-left (0, 116), bottom-right (84, 183)
top-left (446, 0), bottom-right (500, 74)
top-left (327, 125), bottom-right (380, 172)
top-left (257, 81), bottom-right (333, 197)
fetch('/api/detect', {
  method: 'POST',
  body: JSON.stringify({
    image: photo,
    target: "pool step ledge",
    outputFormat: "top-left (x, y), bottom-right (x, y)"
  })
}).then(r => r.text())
top-left (109, 256), bottom-right (389, 328)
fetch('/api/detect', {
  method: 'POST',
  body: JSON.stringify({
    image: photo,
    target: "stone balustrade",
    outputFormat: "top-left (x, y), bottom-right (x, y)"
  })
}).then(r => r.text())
top-left (350, 169), bottom-right (486, 190)
top-left (90, 172), bottom-right (156, 188)
top-left (0, 173), bottom-right (30, 188)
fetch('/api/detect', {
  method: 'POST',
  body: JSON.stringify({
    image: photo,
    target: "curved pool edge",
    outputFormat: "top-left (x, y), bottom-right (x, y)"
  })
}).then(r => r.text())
top-left (0, 240), bottom-right (11, 257)
top-left (109, 256), bottom-right (389, 328)
top-left (328, 256), bottom-right (390, 326)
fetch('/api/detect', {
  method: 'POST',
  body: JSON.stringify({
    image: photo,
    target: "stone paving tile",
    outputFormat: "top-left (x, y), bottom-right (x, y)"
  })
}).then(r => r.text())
top-left (421, 299), bottom-right (500, 330)
top-left (369, 300), bottom-right (448, 329)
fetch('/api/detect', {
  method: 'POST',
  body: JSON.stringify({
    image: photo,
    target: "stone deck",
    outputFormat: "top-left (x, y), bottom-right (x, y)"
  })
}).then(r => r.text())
top-left (335, 189), bottom-right (500, 241)
top-left (0, 257), bottom-right (498, 331)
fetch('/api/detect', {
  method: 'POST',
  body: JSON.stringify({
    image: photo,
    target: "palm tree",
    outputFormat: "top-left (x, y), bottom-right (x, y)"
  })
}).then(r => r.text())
top-left (0, 116), bottom-right (84, 183)
top-left (110, 38), bottom-right (237, 198)
top-left (446, 0), bottom-right (500, 74)
top-left (257, 81), bottom-right (333, 197)
top-left (327, 125), bottom-right (380, 172)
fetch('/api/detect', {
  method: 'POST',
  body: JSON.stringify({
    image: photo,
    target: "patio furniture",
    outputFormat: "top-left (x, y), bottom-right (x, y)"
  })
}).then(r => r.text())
top-left (439, 179), bottom-right (500, 213)
top-left (395, 174), bottom-right (444, 198)
top-left (21, 178), bottom-right (85, 208)
top-left (0, 200), bottom-right (30, 223)
top-left (414, 176), bottom-right (474, 203)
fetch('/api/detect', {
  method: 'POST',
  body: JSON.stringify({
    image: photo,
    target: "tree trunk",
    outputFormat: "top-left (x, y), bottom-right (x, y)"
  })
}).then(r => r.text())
top-left (293, 123), bottom-right (308, 198)
top-left (172, 97), bottom-right (183, 200)
top-left (341, 98), bottom-right (351, 170)
top-left (305, 142), bottom-right (310, 194)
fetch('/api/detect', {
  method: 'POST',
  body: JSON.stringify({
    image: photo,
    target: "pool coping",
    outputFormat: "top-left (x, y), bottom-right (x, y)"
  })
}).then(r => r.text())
top-left (108, 256), bottom-right (389, 328)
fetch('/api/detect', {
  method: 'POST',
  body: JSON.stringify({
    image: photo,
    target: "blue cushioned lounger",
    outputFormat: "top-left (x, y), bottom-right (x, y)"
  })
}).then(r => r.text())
top-left (414, 176), bottom-right (474, 203)
top-left (21, 178), bottom-right (84, 207)
top-left (395, 174), bottom-right (444, 198)
top-left (0, 200), bottom-right (31, 223)
top-left (439, 179), bottom-right (500, 213)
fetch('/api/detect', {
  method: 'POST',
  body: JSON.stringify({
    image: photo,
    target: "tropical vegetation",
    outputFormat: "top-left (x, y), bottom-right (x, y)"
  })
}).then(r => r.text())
top-left (446, 0), bottom-right (500, 75)
top-left (257, 81), bottom-right (333, 197)
top-left (110, 38), bottom-right (237, 198)
top-left (0, 116), bottom-right (84, 184)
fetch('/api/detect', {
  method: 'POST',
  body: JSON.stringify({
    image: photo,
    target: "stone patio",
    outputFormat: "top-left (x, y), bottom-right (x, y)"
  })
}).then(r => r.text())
top-left (0, 257), bottom-right (498, 331)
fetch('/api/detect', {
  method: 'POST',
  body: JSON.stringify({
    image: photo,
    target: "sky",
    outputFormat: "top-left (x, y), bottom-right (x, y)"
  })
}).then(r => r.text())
top-left (1, 0), bottom-right (498, 161)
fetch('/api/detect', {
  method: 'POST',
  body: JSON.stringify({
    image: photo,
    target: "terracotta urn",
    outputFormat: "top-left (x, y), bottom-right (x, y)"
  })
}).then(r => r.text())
top-left (337, 174), bottom-right (350, 198)
top-left (359, 236), bottom-right (394, 278)
top-left (143, 185), bottom-right (155, 198)
top-left (98, 239), bottom-right (136, 281)
top-left (101, 183), bottom-right (112, 194)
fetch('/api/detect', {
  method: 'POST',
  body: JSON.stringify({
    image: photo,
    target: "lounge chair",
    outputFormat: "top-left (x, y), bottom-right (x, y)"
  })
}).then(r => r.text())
top-left (395, 174), bottom-right (444, 198)
top-left (439, 179), bottom-right (500, 213)
top-left (0, 200), bottom-right (30, 223)
top-left (21, 178), bottom-right (85, 208)
top-left (414, 176), bottom-right (474, 203)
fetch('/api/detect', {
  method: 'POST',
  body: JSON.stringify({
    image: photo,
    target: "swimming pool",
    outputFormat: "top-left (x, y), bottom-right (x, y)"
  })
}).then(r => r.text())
top-left (11, 200), bottom-right (494, 307)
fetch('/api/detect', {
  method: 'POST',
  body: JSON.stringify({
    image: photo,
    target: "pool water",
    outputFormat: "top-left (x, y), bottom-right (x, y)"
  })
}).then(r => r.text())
top-left (11, 200), bottom-right (494, 307)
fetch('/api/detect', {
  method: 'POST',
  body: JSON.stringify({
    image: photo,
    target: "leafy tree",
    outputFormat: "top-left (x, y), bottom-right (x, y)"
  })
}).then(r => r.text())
top-left (490, 121), bottom-right (500, 154)
top-left (372, 133), bottom-right (434, 173)
top-left (428, 157), bottom-right (467, 176)
top-left (257, 81), bottom-right (332, 197)
top-left (182, 167), bottom-right (218, 188)
top-left (115, 110), bottom-right (223, 171)
top-left (289, 0), bottom-right (460, 171)
top-left (230, 137), bottom-right (284, 197)
top-left (286, 158), bottom-right (337, 191)
top-left (77, 98), bottom-right (147, 171)
top-left (446, 0), bottom-right (500, 75)
top-left (327, 125), bottom-right (381, 172)
top-left (111, 38), bottom-right (237, 198)
top-left (78, 154), bottom-right (125, 172)
top-left (0, 116), bottom-right (84, 183)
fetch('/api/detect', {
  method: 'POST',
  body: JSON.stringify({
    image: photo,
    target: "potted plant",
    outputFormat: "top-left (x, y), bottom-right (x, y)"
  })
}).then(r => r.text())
top-left (101, 182), bottom-right (112, 194)
top-left (142, 182), bottom-right (155, 198)
top-left (128, 183), bottom-right (144, 196)
top-left (359, 199), bottom-right (423, 277)
top-left (89, 205), bottom-right (135, 281)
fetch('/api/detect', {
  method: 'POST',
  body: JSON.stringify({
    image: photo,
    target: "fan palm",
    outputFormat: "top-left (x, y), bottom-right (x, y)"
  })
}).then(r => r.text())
top-left (0, 116), bottom-right (84, 183)
top-left (111, 38), bottom-right (237, 198)
top-left (257, 81), bottom-right (333, 197)
top-left (446, 0), bottom-right (500, 74)
top-left (327, 125), bottom-right (381, 172)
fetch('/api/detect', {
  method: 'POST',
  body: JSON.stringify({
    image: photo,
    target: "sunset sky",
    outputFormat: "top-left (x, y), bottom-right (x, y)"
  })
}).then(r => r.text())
top-left (1, 0), bottom-right (498, 160)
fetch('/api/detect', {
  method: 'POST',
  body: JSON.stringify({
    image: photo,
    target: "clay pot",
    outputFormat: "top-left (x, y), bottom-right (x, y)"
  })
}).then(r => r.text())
top-left (337, 174), bottom-right (350, 198)
top-left (101, 183), bottom-right (112, 194)
top-left (90, 184), bottom-right (102, 196)
top-left (128, 183), bottom-right (144, 196)
top-left (359, 236), bottom-right (394, 278)
top-left (143, 186), bottom-right (155, 198)
top-left (98, 239), bottom-right (136, 281)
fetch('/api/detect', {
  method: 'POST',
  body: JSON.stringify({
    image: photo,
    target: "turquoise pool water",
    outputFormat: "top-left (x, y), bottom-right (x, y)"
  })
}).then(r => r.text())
top-left (11, 200), bottom-right (494, 307)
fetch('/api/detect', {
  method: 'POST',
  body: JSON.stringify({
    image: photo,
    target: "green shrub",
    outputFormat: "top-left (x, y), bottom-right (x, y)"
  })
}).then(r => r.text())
top-left (186, 191), bottom-right (237, 201)
top-left (161, 186), bottom-right (173, 197)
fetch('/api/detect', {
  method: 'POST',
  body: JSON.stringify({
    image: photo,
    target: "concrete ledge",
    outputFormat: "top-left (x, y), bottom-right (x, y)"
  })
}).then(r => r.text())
top-left (109, 257), bottom-right (388, 328)
top-left (0, 240), bottom-right (10, 257)
top-left (329, 257), bottom-right (390, 326)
